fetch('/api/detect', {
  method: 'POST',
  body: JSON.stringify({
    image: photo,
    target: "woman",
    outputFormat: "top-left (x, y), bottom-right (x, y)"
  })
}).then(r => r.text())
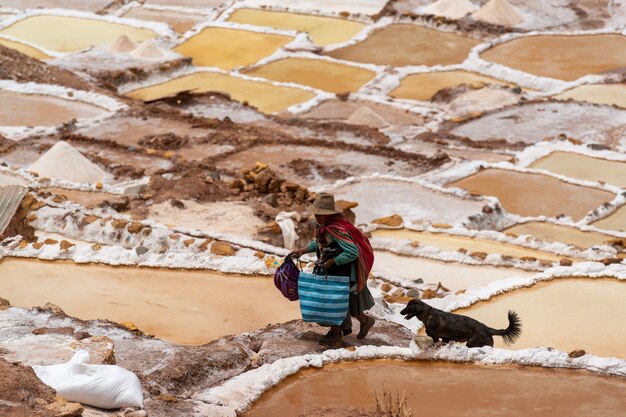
top-left (291, 193), bottom-right (376, 348)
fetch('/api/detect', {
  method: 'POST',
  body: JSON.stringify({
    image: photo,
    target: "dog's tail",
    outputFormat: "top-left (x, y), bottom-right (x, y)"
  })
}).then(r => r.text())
top-left (489, 310), bottom-right (522, 346)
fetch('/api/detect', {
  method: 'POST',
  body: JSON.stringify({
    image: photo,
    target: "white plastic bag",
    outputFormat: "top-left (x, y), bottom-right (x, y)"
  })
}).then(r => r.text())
top-left (276, 211), bottom-right (299, 250)
top-left (33, 350), bottom-right (144, 409)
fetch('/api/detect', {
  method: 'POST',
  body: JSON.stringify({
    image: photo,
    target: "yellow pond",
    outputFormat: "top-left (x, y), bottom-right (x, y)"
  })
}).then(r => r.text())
top-left (246, 360), bottom-right (626, 417)
top-left (459, 278), bottom-right (626, 358)
top-left (0, 36), bottom-right (50, 60)
top-left (0, 15), bottom-right (157, 53)
top-left (244, 57), bottom-right (376, 93)
top-left (327, 24), bottom-right (480, 67)
top-left (530, 151), bottom-right (626, 187)
top-left (592, 206), bottom-right (626, 232)
top-left (174, 27), bottom-right (292, 69)
top-left (391, 70), bottom-right (512, 101)
top-left (122, 7), bottom-right (204, 34)
top-left (480, 35), bottom-right (626, 81)
top-left (125, 72), bottom-right (316, 113)
top-left (0, 258), bottom-right (300, 345)
top-left (447, 168), bottom-right (614, 220)
top-left (227, 9), bottom-right (366, 46)
top-left (504, 221), bottom-right (616, 249)
top-left (555, 84), bottom-right (626, 109)
top-left (372, 229), bottom-right (569, 263)
top-left (0, 91), bottom-right (108, 126)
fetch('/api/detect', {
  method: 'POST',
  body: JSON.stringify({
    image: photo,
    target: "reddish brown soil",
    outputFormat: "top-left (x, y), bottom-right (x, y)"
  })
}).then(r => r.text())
top-left (0, 193), bottom-right (36, 242)
top-left (138, 132), bottom-right (189, 150)
top-left (0, 358), bottom-right (56, 417)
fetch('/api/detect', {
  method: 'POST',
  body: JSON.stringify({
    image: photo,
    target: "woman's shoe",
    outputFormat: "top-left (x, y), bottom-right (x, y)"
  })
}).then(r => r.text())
top-left (357, 316), bottom-right (376, 339)
top-left (319, 331), bottom-right (343, 348)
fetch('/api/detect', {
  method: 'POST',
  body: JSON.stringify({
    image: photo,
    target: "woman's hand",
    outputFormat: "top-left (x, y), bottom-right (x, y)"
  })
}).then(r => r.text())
top-left (289, 248), bottom-right (306, 258)
top-left (323, 258), bottom-right (335, 269)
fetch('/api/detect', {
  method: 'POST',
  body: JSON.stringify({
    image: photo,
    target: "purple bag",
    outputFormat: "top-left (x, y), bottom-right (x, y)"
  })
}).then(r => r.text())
top-left (274, 256), bottom-right (300, 301)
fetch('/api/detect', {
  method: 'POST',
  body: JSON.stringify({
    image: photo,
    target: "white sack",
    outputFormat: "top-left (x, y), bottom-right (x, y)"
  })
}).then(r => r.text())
top-left (33, 350), bottom-right (144, 409)
top-left (276, 211), bottom-right (299, 250)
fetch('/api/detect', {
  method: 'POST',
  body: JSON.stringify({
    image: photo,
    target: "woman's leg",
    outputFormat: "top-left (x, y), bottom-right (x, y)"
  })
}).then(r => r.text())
top-left (356, 313), bottom-right (376, 339)
top-left (319, 325), bottom-right (343, 347)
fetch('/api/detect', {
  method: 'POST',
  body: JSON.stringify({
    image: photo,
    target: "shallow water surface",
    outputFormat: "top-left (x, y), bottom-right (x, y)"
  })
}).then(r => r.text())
top-left (555, 84), bottom-right (626, 109)
top-left (529, 151), bottom-right (626, 187)
top-left (0, 36), bottom-right (50, 60)
top-left (592, 206), bottom-right (626, 232)
top-left (503, 221), bottom-right (616, 249)
top-left (122, 7), bottom-right (204, 34)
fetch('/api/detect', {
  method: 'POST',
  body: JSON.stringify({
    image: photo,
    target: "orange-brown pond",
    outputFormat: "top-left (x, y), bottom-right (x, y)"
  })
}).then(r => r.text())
top-left (0, 258), bottom-right (300, 345)
top-left (245, 360), bottom-right (626, 417)
top-left (458, 278), bottom-right (626, 358)
top-left (390, 70), bottom-right (512, 101)
top-left (326, 24), bottom-right (480, 67)
top-left (0, 91), bottom-right (108, 126)
top-left (244, 57), bottom-right (376, 94)
top-left (480, 34), bottom-right (626, 81)
top-left (121, 7), bottom-right (204, 34)
top-left (446, 168), bottom-right (614, 220)
top-left (503, 221), bottom-right (616, 249)
top-left (529, 151), bottom-right (626, 187)
top-left (555, 84), bottom-right (626, 109)
top-left (174, 27), bottom-right (293, 69)
top-left (592, 206), bottom-right (626, 232)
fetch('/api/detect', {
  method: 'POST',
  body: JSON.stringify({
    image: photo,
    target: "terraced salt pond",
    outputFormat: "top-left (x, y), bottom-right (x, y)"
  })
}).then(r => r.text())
top-left (480, 35), bottom-right (626, 81)
top-left (458, 278), bottom-right (626, 358)
top-left (227, 9), bottom-right (366, 46)
top-left (327, 24), bottom-right (480, 67)
top-left (331, 179), bottom-right (485, 225)
top-left (174, 27), bottom-right (293, 69)
top-left (246, 360), bottom-right (626, 417)
top-left (0, 16), bottom-right (157, 53)
top-left (0, 36), bottom-right (50, 60)
top-left (0, 91), bottom-right (108, 126)
top-left (555, 84), bottom-right (626, 109)
top-left (529, 151), bottom-right (626, 187)
top-left (452, 102), bottom-right (626, 145)
top-left (125, 72), bottom-right (316, 113)
top-left (0, 258), bottom-right (299, 345)
top-left (245, 58), bottom-right (376, 94)
top-left (372, 229), bottom-right (569, 263)
top-left (40, 187), bottom-right (126, 209)
top-left (373, 251), bottom-right (533, 291)
top-left (144, 0), bottom-right (226, 7)
top-left (121, 7), bottom-right (204, 34)
top-left (390, 71), bottom-right (512, 101)
top-left (447, 169), bottom-right (614, 220)
top-left (592, 206), bottom-right (626, 232)
top-left (504, 222), bottom-right (616, 249)
top-left (0, 0), bottom-right (111, 11)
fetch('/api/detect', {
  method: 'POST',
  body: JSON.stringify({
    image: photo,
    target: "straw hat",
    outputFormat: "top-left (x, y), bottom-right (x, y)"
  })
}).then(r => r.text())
top-left (306, 193), bottom-right (341, 215)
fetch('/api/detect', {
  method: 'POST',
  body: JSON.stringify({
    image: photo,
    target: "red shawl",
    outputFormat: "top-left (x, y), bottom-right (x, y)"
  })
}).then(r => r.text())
top-left (319, 215), bottom-right (374, 292)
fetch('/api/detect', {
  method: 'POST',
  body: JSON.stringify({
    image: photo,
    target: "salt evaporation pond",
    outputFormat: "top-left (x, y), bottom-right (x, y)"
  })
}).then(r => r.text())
top-left (122, 7), bottom-right (204, 34)
top-left (0, 0), bottom-right (111, 11)
top-left (245, 57), bottom-right (376, 93)
top-left (458, 278), bottom-right (626, 358)
top-left (452, 102), bottom-right (626, 145)
top-left (555, 84), bottom-right (626, 109)
top-left (447, 168), bottom-right (614, 220)
top-left (298, 99), bottom-right (423, 125)
top-left (372, 229), bottom-right (568, 262)
top-left (373, 251), bottom-right (533, 292)
top-left (390, 70), bottom-right (512, 101)
top-left (40, 187), bottom-right (126, 209)
top-left (174, 27), bottom-right (293, 69)
top-left (327, 24), bottom-right (480, 66)
top-left (504, 221), bottom-right (616, 249)
top-left (145, 0), bottom-right (228, 7)
top-left (529, 151), bottom-right (626, 187)
top-left (227, 9), bottom-right (366, 46)
top-left (125, 72), bottom-right (316, 113)
top-left (331, 178), bottom-right (485, 224)
top-left (0, 36), bottom-right (50, 60)
top-left (245, 360), bottom-right (626, 417)
top-left (0, 15), bottom-right (157, 53)
top-left (592, 206), bottom-right (626, 232)
top-left (480, 34), bottom-right (626, 81)
top-left (0, 258), bottom-right (300, 345)
top-left (0, 91), bottom-right (108, 127)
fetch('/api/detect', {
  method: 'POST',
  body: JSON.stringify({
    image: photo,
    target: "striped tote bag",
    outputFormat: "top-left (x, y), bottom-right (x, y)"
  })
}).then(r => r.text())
top-left (298, 271), bottom-right (350, 326)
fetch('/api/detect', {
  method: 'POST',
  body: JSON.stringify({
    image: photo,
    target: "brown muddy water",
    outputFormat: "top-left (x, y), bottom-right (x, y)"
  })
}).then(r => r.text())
top-left (529, 151), bottom-right (626, 187)
top-left (174, 27), bottom-right (293, 69)
top-left (555, 84), bottom-right (626, 109)
top-left (372, 229), bottom-right (570, 262)
top-left (245, 360), bottom-right (626, 417)
top-left (458, 278), bottom-right (626, 358)
top-left (447, 168), bottom-right (614, 220)
top-left (0, 91), bottom-right (108, 126)
top-left (121, 7), bottom-right (205, 34)
top-left (592, 206), bottom-right (626, 232)
top-left (504, 221), bottom-right (616, 249)
top-left (327, 24), bottom-right (481, 67)
top-left (391, 70), bottom-right (513, 101)
top-left (0, 15), bottom-right (157, 53)
top-left (227, 8), bottom-right (366, 46)
top-left (244, 57), bottom-right (376, 94)
top-left (0, 258), bottom-right (300, 345)
top-left (372, 251), bottom-right (534, 292)
top-left (480, 34), bottom-right (626, 81)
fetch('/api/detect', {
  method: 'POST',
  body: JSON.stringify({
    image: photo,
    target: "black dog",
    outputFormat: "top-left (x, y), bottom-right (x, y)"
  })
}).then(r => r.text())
top-left (400, 299), bottom-right (521, 348)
